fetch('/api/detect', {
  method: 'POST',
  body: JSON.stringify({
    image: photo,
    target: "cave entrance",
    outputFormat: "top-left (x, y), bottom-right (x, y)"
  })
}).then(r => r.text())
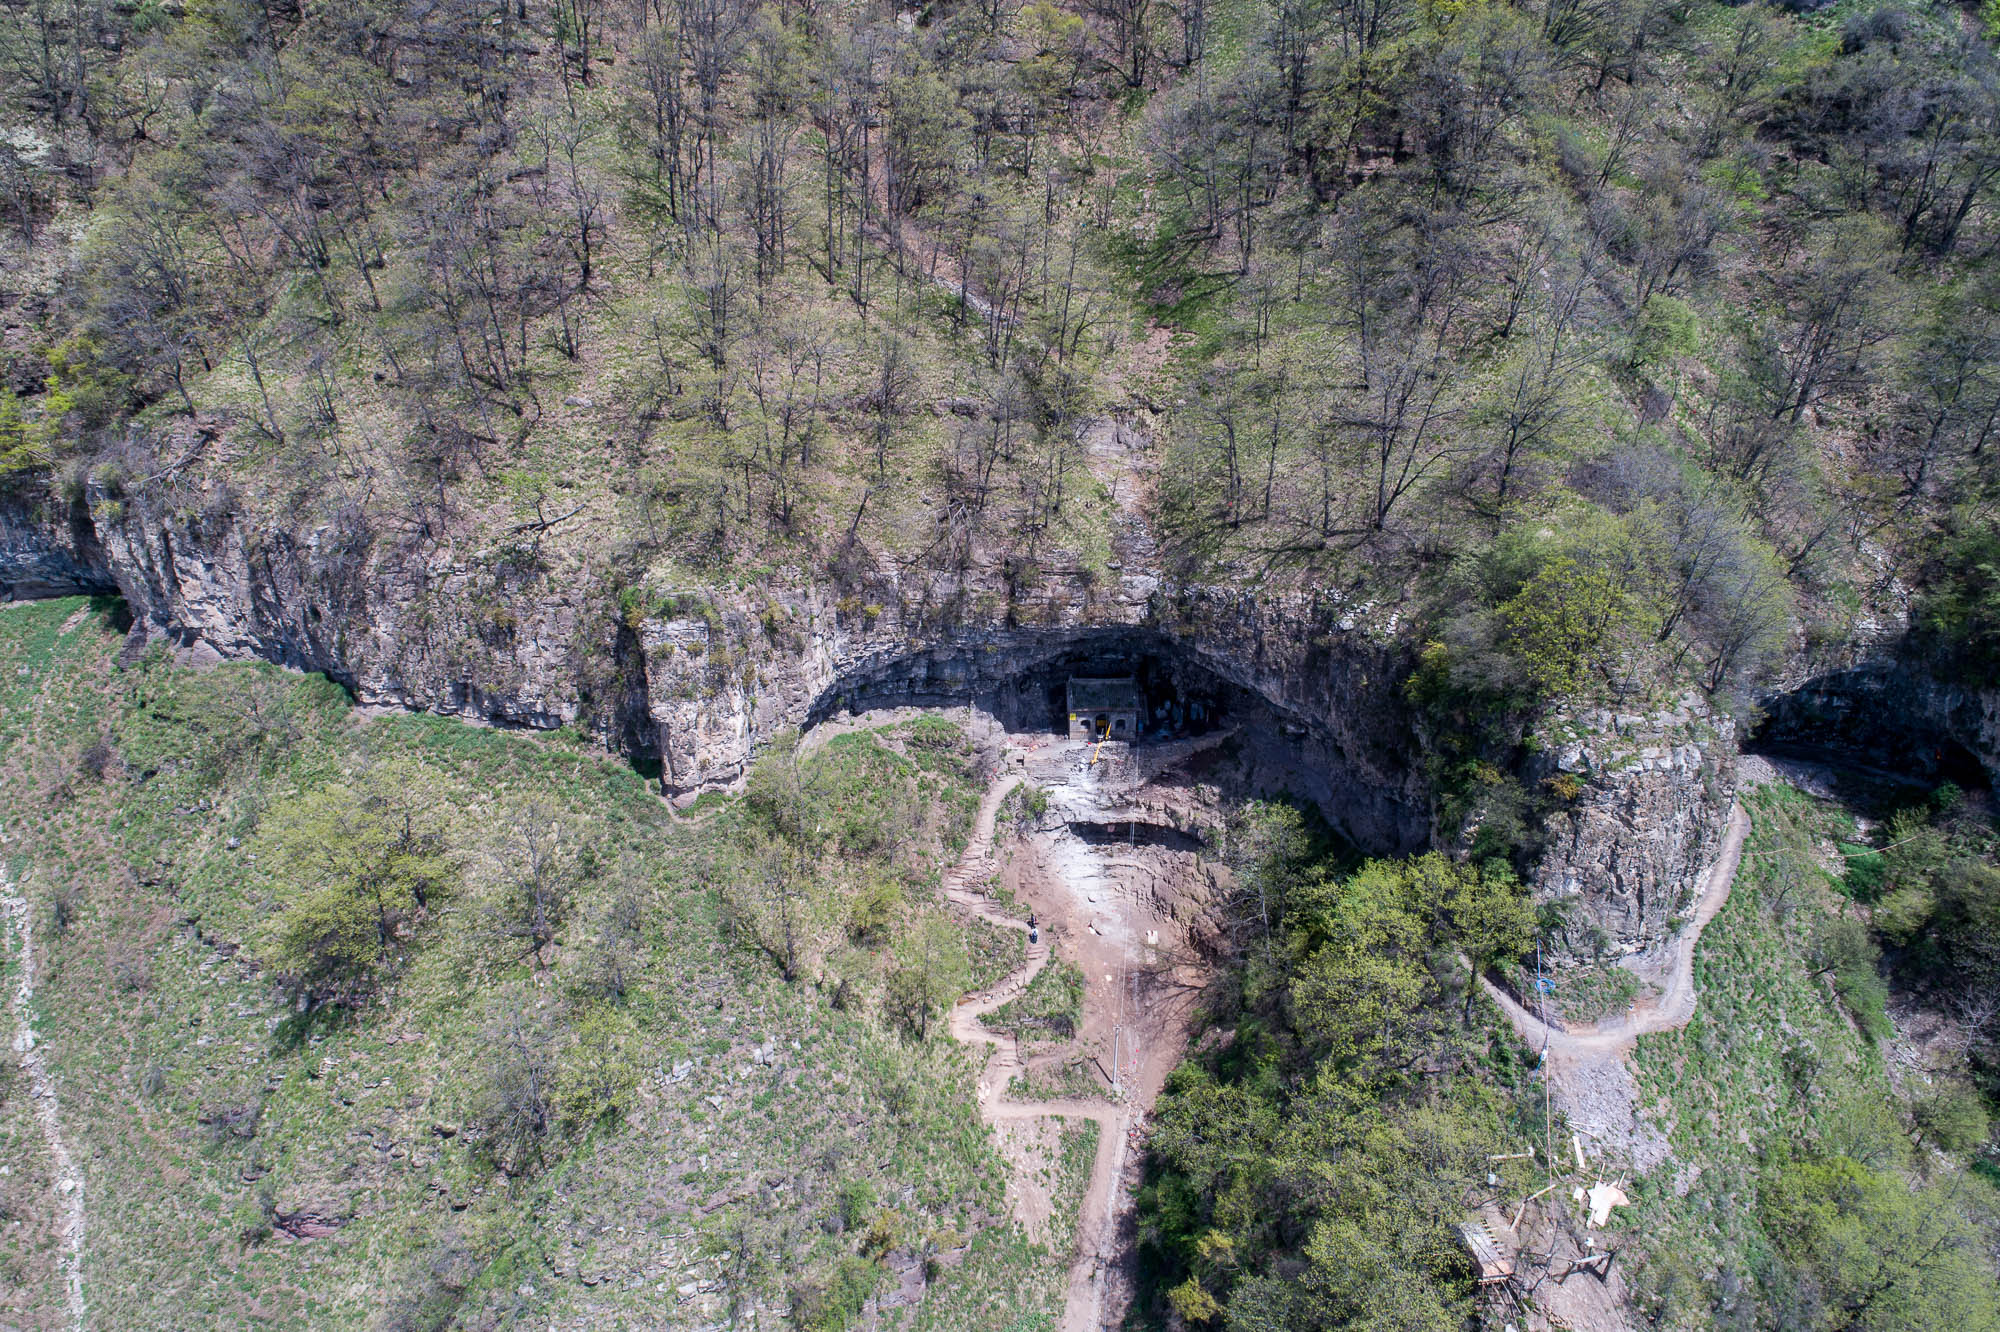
top-left (803, 628), bottom-right (1238, 741)
top-left (1027, 644), bottom-right (1230, 741)
top-left (799, 626), bottom-right (1430, 859)
top-left (1750, 670), bottom-right (1992, 793)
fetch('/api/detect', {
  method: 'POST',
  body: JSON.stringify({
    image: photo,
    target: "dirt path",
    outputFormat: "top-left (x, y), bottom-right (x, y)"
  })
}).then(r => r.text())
top-left (943, 773), bottom-right (1136, 1332)
top-left (1483, 803), bottom-right (1751, 1057)
top-left (1, 836), bottom-right (87, 1330)
top-left (1469, 805), bottom-right (1750, 1332)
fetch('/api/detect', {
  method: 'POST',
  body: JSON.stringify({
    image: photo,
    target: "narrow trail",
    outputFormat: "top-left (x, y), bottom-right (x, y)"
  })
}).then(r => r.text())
top-left (1483, 802), bottom-right (1752, 1057)
top-left (943, 774), bottom-right (1131, 1332)
top-left (1, 836), bottom-right (87, 1330)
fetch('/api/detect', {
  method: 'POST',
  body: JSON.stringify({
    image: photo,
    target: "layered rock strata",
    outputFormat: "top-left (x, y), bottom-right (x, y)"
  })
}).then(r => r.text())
top-left (3, 482), bottom-right (1756, 954)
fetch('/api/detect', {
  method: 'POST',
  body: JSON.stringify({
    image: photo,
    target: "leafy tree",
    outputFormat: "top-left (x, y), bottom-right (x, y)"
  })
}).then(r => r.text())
top-left (574, 872), bottom-right (647, 1001)
top-left (1909, 1080), bottom-right (1989, 1157)
top-left (1916, 520), bottom-right (2000, 687)
top-left (1288, 864), bottom-right (1435, 1073)
top-left (1140, 847), bottom-right (1528, 1328)
top-left (1225, 800), bottom-right (1314, 967)
top-left (1760, 1151), bottom-right (2000, 1332)
top-left (732, 738), bottom-right (833, 982)
top-left (256, 759), bottom-right (456, 1005)
top-left (1499, 555), bottom-right (1636, 697)
top-left (0, 387), bottom-right (55, 481)
top-left (1445, 860), bottom-right (1536, 1022)
top-left (268, 883), bottom-right (382, 1009)
top-left (1931, 857), bottom-right (2000, 990)
top-left (1808, 914), bottom-right (1876, 984)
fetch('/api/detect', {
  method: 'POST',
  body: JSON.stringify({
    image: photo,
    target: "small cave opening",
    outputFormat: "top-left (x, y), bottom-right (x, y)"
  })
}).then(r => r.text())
top-left (1932, 737), bottom-right (1991, 790)
top-left (1067, 820), bottom-right (1207, 853)
top-left (1750, 673), bottom-right (1992, 792)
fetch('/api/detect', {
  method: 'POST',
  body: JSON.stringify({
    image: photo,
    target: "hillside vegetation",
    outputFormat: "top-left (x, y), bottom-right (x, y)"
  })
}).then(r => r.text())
top-left (1627, 780), bottom-right (2000, 1330)
top-left (5, 0), bottom-right (2000, 1326)
top-left (5, 0), bottom-right (2000, 866)
top-left (0, 0), bottom-right (1996, 679)
top-left (0, 596), bottom-right (1063, 1330)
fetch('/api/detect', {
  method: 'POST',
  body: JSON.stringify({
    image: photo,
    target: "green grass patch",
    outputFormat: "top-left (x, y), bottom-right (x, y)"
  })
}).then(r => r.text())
top-left (0, 597), bottom-right (1065, 1329)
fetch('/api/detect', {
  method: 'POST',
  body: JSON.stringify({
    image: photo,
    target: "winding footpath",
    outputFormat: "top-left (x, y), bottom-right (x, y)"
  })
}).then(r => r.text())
top-left (1483, 802), bottom-right (1752, 1055)
top-left (944, 778), bottom-right (1751, 1327)
top-left (943, 775), bottom-right (1131, 1332)
top-left (1, 838), bottom-right (87, 1330)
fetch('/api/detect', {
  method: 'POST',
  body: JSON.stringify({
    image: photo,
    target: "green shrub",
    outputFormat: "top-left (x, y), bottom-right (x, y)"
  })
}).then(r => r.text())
top-left (836, 1179), bottom-right (876, 1232)
top-left (1832, 961), bottom-right (1893, 1043)
top-left (1631, 293), bottom-right (1699, 369)
top-left (1840, 844), bottom-right (1888, 901)
top-left (1911, 1081), bottom-right (1990, 1156)
top-left (793, 1255), bottom-right (883, 1332)
top-left (903, 715), bottom-right (962, 752)
top-left (553, 1008), bottom-right (641, 1131)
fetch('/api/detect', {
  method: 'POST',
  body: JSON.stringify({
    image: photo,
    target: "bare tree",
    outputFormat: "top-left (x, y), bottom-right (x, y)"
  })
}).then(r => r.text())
top-left (1748, 220), bottom-right (1904, 425)
top-left (488, 804), bottom-right (577, 968)
top-left (476, 996), bottom-right (556, 1176)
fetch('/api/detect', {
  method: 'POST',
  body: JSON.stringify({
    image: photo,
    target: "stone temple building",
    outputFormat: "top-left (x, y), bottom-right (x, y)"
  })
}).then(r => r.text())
top-left (1067, 677), bottom-right (1142, 742)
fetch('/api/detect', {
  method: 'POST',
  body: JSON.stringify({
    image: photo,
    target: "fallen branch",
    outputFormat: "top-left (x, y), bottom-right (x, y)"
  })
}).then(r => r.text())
top-left (510, 503), bottom-right (585, 535)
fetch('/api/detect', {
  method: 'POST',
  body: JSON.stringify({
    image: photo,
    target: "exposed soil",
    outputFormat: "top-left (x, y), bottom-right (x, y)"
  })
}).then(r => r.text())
top-left (943, 735), bottom-right (1218, 1332)
top-left (1, 832), bottom-right (87, 1331)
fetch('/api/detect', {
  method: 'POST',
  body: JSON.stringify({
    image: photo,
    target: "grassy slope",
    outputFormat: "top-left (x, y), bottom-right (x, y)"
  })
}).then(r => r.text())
top-left (0, 596), bottom-right (1067, 1330)
top-left (1624, 781), bottom-right (1999, 1324)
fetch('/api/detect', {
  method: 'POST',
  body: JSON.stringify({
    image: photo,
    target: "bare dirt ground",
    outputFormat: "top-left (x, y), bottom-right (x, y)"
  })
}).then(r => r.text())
top-left (943, 738), bottom-right (1217, 1332)
top-left (1, 831), bottom-right (87, 1331)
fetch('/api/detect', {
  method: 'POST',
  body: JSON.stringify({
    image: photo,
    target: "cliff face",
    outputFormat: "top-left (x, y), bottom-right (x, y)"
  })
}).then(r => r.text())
top-left (1531, 695), bottom-right (1739, 957)
top-left (1756, 661), bottom-right (2000, 788)
top-left (641, 587), bottom-right (1432, 856)
top-left (3, 479), bottom-right (1752, 954)
top-left (109, 500), bottom-right (621, 727)
top-left (0, 491), bottom-right (114, 600)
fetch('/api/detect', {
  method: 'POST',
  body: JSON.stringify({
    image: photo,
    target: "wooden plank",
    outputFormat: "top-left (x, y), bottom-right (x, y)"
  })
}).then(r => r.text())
top-left (1456, 1221), bottom-right (1515, 1282)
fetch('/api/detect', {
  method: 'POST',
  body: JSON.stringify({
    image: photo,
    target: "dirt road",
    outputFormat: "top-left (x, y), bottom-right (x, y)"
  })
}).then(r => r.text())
top-left (1483, 802), bottom-right (1750, 1056)
top-left (1469, 804), bottom-right (1751, 1332)
top-left (943, 773), bottom-right (1140, 1332)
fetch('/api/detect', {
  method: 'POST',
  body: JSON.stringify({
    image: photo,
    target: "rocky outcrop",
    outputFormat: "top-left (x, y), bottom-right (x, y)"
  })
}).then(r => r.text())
top-left (1531, 695), bottom-right (1738, 957)
top-left (4, 471), bottom-right (1751, 955)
